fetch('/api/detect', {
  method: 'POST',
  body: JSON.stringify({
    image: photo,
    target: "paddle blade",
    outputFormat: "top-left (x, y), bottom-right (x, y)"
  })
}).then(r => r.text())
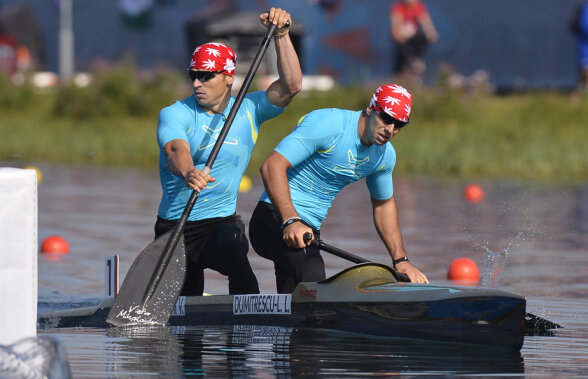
top-left (106, 230), bottom-right (186, 327)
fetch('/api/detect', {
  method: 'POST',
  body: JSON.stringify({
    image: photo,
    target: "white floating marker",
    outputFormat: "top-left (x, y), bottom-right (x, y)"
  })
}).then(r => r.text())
top-left (0, 168), bottom-right (37, 345)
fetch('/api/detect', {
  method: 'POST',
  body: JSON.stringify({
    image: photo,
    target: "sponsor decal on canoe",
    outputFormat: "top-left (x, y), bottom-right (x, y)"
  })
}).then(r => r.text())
top-left (233, 294), bottom-right (292, 315)
top-left (299, 289), bottom-right (317, 299)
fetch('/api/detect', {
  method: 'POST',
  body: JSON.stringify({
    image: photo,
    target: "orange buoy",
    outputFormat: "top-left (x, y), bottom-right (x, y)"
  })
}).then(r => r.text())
top-left (464, 183), bottom-right (484, 203)
top-left (41, 235), bottom-right (70, 254)
top-left (448, 257), bottom-right (480, 285)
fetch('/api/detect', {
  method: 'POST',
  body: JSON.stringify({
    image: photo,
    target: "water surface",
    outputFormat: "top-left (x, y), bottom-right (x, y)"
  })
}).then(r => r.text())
top-left (29, 163), bottom-right (588, 377)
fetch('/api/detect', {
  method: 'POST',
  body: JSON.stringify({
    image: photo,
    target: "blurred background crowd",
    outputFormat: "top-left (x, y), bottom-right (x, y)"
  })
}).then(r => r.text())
top-left (1, 0), bottom-right (587, 93)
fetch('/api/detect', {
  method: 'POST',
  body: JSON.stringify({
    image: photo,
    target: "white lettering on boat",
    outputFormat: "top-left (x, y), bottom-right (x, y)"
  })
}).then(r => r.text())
top-left (171, 296), bottom-right (185, 316)
top-left (233, 294), bottom-right (292, 315)
top-left (114, 305), bottom-right (160, 325)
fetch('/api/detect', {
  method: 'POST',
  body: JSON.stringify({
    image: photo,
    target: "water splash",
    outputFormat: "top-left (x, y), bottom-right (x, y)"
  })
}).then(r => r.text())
top-left (476, 232), bottom-right (526, 288)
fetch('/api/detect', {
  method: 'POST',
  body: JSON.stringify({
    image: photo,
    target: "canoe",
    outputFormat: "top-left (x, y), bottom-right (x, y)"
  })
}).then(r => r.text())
top-left (38, 263), bottom-right (526, 351)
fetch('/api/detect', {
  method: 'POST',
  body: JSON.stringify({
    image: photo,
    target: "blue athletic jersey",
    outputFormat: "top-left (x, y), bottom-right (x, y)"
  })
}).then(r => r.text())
top-left (158, 91), bottom-right (283, 220)
top-left (259, 108), bottom-right (396, 230)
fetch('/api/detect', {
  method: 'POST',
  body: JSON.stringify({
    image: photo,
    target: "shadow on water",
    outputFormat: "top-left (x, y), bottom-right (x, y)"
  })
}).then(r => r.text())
top-left (42, 325), bottom-right (523, 377)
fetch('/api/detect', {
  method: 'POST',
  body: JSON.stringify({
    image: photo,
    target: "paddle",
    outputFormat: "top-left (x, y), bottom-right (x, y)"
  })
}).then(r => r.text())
top-left (107, 23), bottom-right (280, 327)
top-left (304, 233), bottom-right (561, 333)
top-left (304, 233), bottom-right (410, 282)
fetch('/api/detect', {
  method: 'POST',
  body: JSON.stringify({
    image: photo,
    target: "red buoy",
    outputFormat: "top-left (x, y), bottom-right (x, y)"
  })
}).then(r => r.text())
top-left (448, 257), bottom-right (480, 285)
top-left (41, 235), bottom-right (70, 254)
top-left (464, 184), bottom-right (484, 203)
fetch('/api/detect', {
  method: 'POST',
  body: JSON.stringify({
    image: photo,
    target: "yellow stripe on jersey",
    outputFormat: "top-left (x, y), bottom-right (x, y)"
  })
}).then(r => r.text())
top-left (248, 111), bottom-right (257, 143)
top-left (318, 145), bottom-right (335, 154)
top-left (297, 114), bottom-right (307, 126)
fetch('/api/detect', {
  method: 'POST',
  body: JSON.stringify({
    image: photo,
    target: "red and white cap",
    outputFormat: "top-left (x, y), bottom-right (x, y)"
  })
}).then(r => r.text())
top-left (368, 83), bottom-right (412, 122)
top-left (188, 42), bottom-right (237, 76)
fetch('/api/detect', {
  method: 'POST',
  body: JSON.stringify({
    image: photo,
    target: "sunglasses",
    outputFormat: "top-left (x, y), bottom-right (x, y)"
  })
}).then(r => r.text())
top-left (188, 70), bottom-right (222, 83)
top-left (376, 104), bottom-right (410, 129)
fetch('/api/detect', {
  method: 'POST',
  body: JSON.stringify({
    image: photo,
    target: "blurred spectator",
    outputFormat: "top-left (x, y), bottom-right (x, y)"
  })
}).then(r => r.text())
top-left (390, 0), bottom-right (438, 81)
top-left (0, 25), bottom-right (17, 77)
top-left (0, 3), bottom-right (46, 71)
top-left (0, 22), bottom-right (32, 79)
top-left (569, 1), bottom-right (588, 92)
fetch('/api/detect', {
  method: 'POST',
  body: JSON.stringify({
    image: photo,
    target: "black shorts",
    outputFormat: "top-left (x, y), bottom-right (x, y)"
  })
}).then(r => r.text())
top-left (249, 202), bottom-right (325, 294)
top-left (155, 214), bottom-right (259, 296)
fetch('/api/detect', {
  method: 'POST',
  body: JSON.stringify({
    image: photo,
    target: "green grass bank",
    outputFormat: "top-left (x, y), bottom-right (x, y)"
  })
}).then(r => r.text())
top-left (2, 65), bottom-right (587, 181)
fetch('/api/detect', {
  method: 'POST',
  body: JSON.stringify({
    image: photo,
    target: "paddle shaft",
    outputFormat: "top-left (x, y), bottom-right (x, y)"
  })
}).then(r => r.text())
top-left (312, 239), bottom-right (367, 264)
top-left (143, 23), bottom-right (279, 304)
top-left (303, 233), bottom-right (410, 282)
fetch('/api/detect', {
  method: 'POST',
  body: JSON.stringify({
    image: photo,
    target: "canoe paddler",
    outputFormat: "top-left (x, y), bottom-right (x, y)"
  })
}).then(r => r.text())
top-left (249, 83), bottom-right (429, 293)
top-left (155, 8), bottom-right (302, 296)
